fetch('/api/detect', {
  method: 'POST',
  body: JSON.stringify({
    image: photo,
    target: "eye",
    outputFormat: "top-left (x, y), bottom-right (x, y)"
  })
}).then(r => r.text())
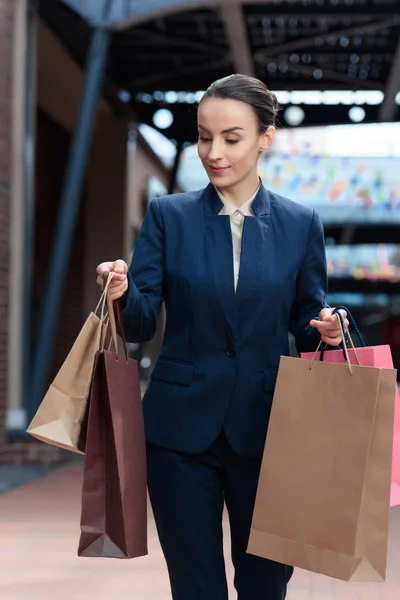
top-left (198, 136), bottom-right (211, 143)
top-left (226, 139), bottom-right (239, 145)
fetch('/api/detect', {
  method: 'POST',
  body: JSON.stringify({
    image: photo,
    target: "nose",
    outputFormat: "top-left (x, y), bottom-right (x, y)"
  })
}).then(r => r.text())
top-left (207, 139), bottom-right (223, 162)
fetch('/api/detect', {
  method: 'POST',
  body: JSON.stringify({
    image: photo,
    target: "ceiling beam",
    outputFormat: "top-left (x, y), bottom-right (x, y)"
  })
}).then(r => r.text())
top-left (378, 37), bottom-right (400, 121)
top-left (251, 47), bottom-right (389, 56)
top-left (122, 27), bottom-right (227, 56)
top-left (244, 8), bottom-right (399, 19)
top-left (128, 57), bottom-right (230, 90)
top-left (112, 0), bottom-right (247, 31)
top-left (112, 0), bottom-right (400, 31)
top-left (254, 16), bottom-right (400, 61)
top-left (282, 63), bottom-right (385, 91)
top-left (220, 3), bottom-right (255, 76)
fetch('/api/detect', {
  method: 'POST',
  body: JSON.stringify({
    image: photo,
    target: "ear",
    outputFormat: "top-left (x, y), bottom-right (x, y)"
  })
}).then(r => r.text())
top-left (259, 126), bottom-right (276, 153)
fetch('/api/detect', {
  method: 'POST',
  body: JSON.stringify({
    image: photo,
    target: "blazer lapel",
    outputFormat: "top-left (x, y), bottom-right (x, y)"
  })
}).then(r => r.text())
top-left (203, 184), bottom-right (237, 339)
top-left (203, 183), bottom-right (272, 338)
top-left (236, 185), bottom-right (271, 304)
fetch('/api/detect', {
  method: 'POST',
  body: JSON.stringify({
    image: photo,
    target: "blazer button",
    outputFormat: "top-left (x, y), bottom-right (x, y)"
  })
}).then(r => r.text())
top-left (226, 345), bottom-right (236, 358)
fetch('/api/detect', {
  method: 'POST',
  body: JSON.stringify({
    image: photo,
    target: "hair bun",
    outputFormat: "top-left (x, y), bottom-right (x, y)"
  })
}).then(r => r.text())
top-left (202, 74), bottom-right (279, 130)
top-left (269, 91), bottom-right (280, 117)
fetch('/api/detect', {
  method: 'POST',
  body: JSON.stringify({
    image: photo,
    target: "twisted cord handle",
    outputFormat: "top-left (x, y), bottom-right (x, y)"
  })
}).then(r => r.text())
top-left (319, 305), bottom-right (366, 361)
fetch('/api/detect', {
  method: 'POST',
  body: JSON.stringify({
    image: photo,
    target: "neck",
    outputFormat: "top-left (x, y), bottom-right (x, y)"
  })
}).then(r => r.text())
top-left (216, 173), bottom-right (260, 207)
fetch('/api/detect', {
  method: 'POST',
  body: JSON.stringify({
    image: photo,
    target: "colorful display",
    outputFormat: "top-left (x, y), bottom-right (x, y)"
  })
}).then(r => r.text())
top-left (326, 244), bottom-right (400, 282)
top-left (260, 155), bottom-right (400, 224)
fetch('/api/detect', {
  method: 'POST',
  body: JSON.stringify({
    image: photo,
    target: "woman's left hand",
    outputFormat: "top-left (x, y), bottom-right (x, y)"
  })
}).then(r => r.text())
top-left (309, 308), bottom-right (349, 346)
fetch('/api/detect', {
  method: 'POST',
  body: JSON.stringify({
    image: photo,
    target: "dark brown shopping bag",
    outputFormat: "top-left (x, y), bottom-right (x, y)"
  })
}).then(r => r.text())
top-left (78, 292), bottom-right (147, 559)
top-left (26, 276), bottom-right (113, 454)
top-left (248, 319), bottom-right (397, 582)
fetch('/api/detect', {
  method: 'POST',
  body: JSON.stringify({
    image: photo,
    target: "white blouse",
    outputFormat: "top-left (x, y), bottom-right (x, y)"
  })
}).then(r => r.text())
top-left (215, 186), bottom-right (259, 292)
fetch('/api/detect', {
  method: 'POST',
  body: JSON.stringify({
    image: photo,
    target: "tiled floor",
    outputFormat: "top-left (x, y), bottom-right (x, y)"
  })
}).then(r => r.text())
top-left (0, 463), bottom-right (399, 599)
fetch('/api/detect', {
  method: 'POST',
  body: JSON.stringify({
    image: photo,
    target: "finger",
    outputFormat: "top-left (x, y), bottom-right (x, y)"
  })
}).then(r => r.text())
top-left (319, 308), bottom-right (334, 321)
top-left (103, 271), bottom-right (114, 282)
top-left (96, 262), bottom-right (112, 276)
top-left (323, 314), bottom-right (340, 323)
top-left (96, 273), bottom-right (116, 287)
top-left (98, 273), bottom-right (122, 287)
top-left (113, 259), bottom-right (128, 274)
top-left (107, 272), bottom-right (126, 282)
top-left (328, 309), bottom-right (348, 323)
top-left (110, 290), bottom-right (127, 301)
top-left (330, 314), bottom-right (349, 332)
top-left (319, 309), bottom-right (348, 324)
top-left (110, 279), bottom-right (128, 293)
top-left (97, 282), bottom-right (126, 296)
top-left (311, 317), bottom-right (349, 332)
top-left (321, 336), bottom-right (343, 346)
top-left (310, 320), bottom-right (339, 331)
top-left (109, 284), bottom-right (128, 301)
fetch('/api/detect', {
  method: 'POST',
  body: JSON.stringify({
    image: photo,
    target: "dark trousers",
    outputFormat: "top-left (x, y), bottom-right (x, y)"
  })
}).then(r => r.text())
top-left (147, 432), bottom-right (294, 600)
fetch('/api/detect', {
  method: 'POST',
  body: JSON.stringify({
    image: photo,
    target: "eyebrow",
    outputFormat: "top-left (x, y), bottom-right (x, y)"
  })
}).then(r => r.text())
top-left (198, 125), bottom-right (244, 134)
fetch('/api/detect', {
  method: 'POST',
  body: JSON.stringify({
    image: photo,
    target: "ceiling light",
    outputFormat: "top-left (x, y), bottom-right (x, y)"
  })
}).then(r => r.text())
top-left (348, 106), bottom-right (366, 123)
top-left (153, 109), bottom-right (174, 130)
top-left (284, 106), bottom-right (305, 126)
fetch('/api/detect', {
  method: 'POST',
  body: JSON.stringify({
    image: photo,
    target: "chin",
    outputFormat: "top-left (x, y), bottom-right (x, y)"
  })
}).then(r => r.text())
top-left (207, 172), bottom-right (235, 187)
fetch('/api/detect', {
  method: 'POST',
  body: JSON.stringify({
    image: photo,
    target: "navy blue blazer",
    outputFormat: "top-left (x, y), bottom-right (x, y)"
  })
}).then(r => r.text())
top-left (121, 182), bottom-right (328, 458)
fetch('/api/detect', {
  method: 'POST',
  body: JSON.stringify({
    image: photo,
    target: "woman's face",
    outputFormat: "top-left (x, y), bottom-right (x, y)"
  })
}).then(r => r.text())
top-left (197, 97), bottom-right (275, 189)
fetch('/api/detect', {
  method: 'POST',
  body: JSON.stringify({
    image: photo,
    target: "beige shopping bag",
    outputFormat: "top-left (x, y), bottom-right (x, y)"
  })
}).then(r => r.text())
top-left (26, 276), bottom-right (113, 454)
top-left (247, 322), bottom-right (397, 582)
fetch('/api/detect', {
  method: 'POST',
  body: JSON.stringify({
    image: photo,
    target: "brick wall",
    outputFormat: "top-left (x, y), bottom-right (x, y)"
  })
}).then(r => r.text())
top-left (0, 107), bottom-right (86, 466)
top-left (1, 440), bottom-right (70, 466)
top-left (0, 103), bottom-right (85, 466)
top-left (0, 0), bottom-right (13, 450)
top-left (33, 108), bottom-right (85, 388)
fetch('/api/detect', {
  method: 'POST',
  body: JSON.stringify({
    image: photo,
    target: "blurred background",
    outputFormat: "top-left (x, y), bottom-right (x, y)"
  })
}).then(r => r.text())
top-left (0, 0), bottom-right (400, 598)
top-left (0, 0), bottom-right (400, 488)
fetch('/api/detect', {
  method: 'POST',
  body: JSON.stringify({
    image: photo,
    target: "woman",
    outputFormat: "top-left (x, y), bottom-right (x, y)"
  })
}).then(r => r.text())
top-left (96, 74), bottom-right (348, 600)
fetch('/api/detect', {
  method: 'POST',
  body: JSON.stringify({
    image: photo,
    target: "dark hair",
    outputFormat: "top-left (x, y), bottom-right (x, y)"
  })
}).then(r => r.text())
top-left (200, 74), bottom-right (280, 132)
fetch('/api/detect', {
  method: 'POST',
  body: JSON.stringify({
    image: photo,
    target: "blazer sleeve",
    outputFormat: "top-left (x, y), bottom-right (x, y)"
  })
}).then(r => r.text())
top-left (121, 197), bottom-right (165, 343)
top-left (289, 209), bottom-right (329, 354)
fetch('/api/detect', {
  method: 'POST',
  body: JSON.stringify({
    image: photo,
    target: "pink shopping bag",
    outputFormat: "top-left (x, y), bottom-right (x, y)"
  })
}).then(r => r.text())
top-left (301, 343), bottom-right (400, 506)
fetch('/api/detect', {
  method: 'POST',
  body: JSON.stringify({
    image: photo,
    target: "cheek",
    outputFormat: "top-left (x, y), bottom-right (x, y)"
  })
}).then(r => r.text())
top-left (197, 145), bottom-right (208, 161)
top-left (231, 144), bottom-right (259, 168)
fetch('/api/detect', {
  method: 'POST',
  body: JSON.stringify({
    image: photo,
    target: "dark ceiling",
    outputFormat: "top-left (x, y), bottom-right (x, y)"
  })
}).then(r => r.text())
top-left (110, 3), bottom-right (399, 93)
top-left (39, 0), bottom-right (400, 144)
top-left (37, 0), bottom-right (400, 276)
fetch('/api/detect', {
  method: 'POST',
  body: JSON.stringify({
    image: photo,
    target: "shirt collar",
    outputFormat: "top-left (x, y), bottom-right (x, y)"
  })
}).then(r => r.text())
top-left (215, 183), bottom-right (259, 217)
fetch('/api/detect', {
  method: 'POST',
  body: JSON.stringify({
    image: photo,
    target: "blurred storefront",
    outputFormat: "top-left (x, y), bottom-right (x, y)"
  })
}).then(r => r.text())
top-left (0, 0), bottom-right (174, 466)
top-left (1, 0), bottom-right (400, 466)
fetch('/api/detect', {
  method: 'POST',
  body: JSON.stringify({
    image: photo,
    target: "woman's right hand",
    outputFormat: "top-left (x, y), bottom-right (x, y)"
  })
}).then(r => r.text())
top-left (96, 259), bottom-right (129, 301)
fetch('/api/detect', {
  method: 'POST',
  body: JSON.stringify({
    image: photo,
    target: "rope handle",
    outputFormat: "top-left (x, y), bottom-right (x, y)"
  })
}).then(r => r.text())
top-left (332, 305), bottom-right (366, 347)
top-left (319, 305), bottom-right (366, 362)
top-left (310, 309), bottom-right (361, 374)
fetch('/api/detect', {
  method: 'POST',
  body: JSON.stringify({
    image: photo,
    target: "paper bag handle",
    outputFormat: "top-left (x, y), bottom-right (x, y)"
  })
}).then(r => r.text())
top-left (310, 310), bottom-right (360, 375)
top-left (104, 275), bottom-right (129, 362)
top-left (94, 273), bottom-right (115, 321)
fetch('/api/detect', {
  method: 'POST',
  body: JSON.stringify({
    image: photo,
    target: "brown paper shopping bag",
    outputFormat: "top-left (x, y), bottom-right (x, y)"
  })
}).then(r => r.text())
top-left (26, 277), bottom-right (113, 454)
top-left (78, 294), bottom-right (147, 559)
top-left (302, 304), bottom-right (400, 507)
top-left (248, 318), bottom-right (397, 582)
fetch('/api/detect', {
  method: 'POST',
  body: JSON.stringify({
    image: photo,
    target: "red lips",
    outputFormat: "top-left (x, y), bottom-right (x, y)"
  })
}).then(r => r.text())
top-left (208, 166), bottom-right (229, 175)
